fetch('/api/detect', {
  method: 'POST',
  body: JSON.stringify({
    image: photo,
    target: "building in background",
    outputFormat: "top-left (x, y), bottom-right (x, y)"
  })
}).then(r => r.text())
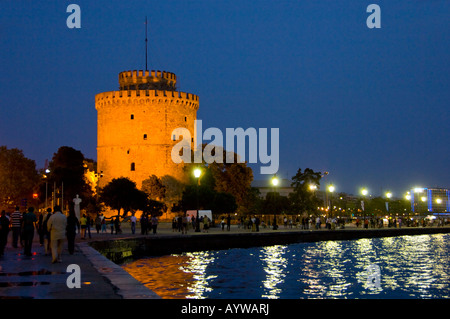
top-left (409, 187), bottom-right (450, 216)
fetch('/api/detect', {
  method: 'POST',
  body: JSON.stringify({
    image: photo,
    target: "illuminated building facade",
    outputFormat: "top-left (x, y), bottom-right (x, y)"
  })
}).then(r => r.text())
top-left (409, 187), bottom-right (450, 215)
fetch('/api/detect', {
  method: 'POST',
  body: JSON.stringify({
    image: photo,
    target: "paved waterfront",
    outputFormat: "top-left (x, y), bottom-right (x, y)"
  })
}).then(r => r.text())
top-left (0, 221), bottom-right (449, 299)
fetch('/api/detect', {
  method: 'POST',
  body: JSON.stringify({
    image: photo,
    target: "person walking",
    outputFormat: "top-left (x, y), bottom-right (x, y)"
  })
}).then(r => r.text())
top-left (66, 209), bottom-right (79, 255)
top-left (37, 211), bottom-right (44, 246)
top-left (182, 213), bottom-right (188, 234)
top-left (22, 207), bottom-right (37, 257)
top-left (85, 214), bottom-right (92, 238)
top-left (151, 215), bottom-right (158, 234)
top-left (114, 216), bottom-right (121, 234)
top-left (10, 206), bottom-right (22, 248)
top-left (42, 208), bottom-right (52, 256)
top-left (202, 216), bottom-right (209, 233)
top-left (130, 213), bottom-right (137, 234)
top-left (226, 214), bottom-right (231, 231)
top-left (316, 216), bottom-right (321, 229)
top-left (95, 214), bottom-right (102, 234)
top-left (141, 213), bottom-right (149, 235)
top-left (100, 213), bottom-right (107, 233)
top-left (47, 206), bottom-right (67, 263)
top-left (0, 210), bottom-right (10, 256)
top-left (80, 214), bottom-right (87, 238)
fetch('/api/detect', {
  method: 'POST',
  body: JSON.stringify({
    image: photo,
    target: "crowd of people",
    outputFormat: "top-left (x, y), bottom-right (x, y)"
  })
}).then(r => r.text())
top-left (0, 205), bottom-right (75, 263)
top-left (0, 205), bottom-right (163, 263)
top-left (171, 213), bottom-right (215, 234)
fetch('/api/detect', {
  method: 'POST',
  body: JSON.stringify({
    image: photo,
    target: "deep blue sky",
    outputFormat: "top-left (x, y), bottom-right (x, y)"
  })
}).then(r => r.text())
top-left (0, 1), bottom-right (448, 197)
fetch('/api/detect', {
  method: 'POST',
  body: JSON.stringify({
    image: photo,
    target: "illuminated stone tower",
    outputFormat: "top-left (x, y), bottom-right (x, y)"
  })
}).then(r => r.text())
top-left (95, 69), bottom-right (199, 189)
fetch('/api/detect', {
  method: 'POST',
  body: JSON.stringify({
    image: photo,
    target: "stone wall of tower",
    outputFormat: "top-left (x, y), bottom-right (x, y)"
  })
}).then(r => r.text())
top-left (95, 86), bottom-right (199, 190)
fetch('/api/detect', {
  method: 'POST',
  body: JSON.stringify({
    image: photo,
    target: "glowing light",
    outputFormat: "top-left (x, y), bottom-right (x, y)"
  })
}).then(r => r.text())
top-left (328, 185), bottom-right (335, 193)
top-left (361, 188), bottom-right (368, 196)
top-left (272, 176), bottom-right (279, 186)
top-left (193, 168), bottom-right (202, 178)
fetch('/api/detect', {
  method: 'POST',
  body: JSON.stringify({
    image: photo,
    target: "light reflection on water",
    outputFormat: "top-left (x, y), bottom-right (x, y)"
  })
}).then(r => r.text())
top-left (121, 234), bottom-right (450, 299)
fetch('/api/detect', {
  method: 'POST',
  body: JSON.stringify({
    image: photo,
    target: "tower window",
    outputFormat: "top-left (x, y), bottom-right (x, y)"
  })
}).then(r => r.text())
top-left (143, 134), bottom-right (147, 140)
top-left (131, 114), bottom-right (134, 120)
top-left (185, 116), bottom-right (187, 122)
top-left (131, 163), bottom-right (135, 171)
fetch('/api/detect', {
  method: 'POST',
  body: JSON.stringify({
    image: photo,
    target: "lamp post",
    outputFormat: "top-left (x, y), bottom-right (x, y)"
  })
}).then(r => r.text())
top-left (385, 191), bottom-right (392, 219)
top-left (436, 198), bottom-right (442, 225)
top-left (42, 169), bottom-right (51, 210)
top-left (328, 185), bottom-right (335, 219)
top-left (361, 188), bottom-right (368, 228)
top-left (271, 176), bottom-right (279, 230)
top-left (194, 168), bottom-right (202, 232)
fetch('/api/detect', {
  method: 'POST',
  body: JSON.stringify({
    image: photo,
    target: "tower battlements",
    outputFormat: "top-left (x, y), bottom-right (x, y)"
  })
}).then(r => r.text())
top-left (119, 70), bottom-right (177, 91)
top-left (95, 89), bottom-right (199, 110)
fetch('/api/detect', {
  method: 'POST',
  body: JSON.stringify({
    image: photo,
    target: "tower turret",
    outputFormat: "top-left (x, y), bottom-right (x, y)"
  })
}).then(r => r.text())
top-left (118, 70), bottom-right (177, 91)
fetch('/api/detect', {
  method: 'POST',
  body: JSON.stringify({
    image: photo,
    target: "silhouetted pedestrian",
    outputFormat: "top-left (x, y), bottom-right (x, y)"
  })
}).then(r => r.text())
top-left (114, 216), bottom-right (121, 234)
top-left (22, 207), bottom-right (37, 256)
top-left (141, 213), bottom-right (149, 235)
top-left (10, 206), bottom-right (22, 248)
top-left (47, 206), bottom-right (67, 263)
top-left (0, 210), bottom-right (10, 256)
top-left (42, 208), bottom-right (52, 255)
top-left (151, 215), bottom-right (158, 234)
top-left (66, 209), bottom-right (79, 255)
top-left (130, 213), bottom-right (137, 234)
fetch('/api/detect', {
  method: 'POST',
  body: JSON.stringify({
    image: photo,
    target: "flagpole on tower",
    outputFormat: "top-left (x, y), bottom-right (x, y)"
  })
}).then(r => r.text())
top-left (145, 16), bottom-right (148, 71)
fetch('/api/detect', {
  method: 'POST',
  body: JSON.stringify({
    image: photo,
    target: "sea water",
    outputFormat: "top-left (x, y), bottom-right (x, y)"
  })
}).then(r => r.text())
top-left (121, 233), bottom-right (450, 299)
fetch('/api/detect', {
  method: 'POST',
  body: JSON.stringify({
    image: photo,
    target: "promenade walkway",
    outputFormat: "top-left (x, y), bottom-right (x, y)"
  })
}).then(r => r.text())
top-left (0, 221), bottom-right (448, 299)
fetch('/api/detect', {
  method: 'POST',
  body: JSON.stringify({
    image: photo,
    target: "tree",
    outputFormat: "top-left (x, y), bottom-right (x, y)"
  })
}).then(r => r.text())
top-left (144, 199), bottom-right (166, 216)
top-left (289, 168), bottom-right (323, 215)
top-left (0, 146), bottom-right (39, 209)
top-left (209, 152), bottom-right (253, 214)
top-left (180, 184), bottom-right (216, 212)
top-left (48, 146), bottom-right (92, 203)
top-left (160, 175), bottom-right (185, 213)
top-left (262, 192), bottom-right (291, 216)
top-left (141, 175), bottom-right (166, 201)
top-left (212, 192), bottom-right (238, 216)
top-left (99, 177), bottom-right (148, 217)
top-left (240, 187), bottom-right (263, 216)
top-left (183, 145), bottom-right (254, 215)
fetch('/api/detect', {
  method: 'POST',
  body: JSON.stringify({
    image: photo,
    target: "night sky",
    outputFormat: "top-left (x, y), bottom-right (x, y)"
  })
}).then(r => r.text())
top-left (0, 1), bottom-right (448, 197)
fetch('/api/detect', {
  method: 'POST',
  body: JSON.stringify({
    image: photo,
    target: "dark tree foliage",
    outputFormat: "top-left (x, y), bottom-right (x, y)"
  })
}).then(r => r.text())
top-left (0, 146), bottom-right (39, 209)
top-left (48, 146), bottom-right (92, 201)
top-left (99, 177), bottom-right (148, 217)
top-left (289, 168), bottom-right (323, 215)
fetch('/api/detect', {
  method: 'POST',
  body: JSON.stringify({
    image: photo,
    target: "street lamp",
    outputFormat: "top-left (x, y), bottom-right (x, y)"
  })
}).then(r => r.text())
top-left (193, 168), bottom-right (202, 232)
top-left (361, 188), bottom-right (368, 228)
top-left (328, 185), bottom-right (335, 219)
top-left (271, 175), bottom-right (279, 230)
top-left (436, 198), bottom-right (442, 224)
top-left (43, 169), bottom-right (50, 209)
top-left (385, 192), bottom-right (392, 219)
